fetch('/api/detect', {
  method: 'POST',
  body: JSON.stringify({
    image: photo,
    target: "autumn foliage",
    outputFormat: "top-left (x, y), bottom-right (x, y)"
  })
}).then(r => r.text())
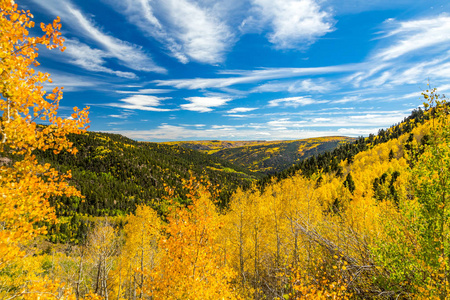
top-left (0, 1), bottom-right (88, 298)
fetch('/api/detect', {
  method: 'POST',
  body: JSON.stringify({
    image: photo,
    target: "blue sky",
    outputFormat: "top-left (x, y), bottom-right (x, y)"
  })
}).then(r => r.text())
top-left (21, 0), bottom-right (450, 141)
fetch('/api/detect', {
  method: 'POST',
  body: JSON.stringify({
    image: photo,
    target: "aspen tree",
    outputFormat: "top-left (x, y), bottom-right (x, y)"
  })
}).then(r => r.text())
top-left (119, 205), bottom-right (161, 299)
top-left (0, 1), bottom-right (89, 297)
top-left (147, 184), bottom-right (237, 299)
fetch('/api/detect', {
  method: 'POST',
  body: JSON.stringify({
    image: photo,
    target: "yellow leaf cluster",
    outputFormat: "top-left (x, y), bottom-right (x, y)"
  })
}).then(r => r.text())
top-left (0, 1), bottom-right (89, 297)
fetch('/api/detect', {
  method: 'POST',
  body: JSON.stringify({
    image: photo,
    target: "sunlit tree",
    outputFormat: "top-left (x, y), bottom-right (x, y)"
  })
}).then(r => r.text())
top-left (0, 1), bottom-right (89, 297)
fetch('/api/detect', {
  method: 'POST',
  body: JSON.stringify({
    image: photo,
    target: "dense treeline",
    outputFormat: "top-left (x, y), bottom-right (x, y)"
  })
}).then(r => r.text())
top-left (34, 131), bottom-right (257, 243)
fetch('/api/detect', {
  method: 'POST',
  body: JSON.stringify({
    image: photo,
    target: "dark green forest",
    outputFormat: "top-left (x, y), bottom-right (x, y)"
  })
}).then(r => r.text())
top-left (34, 131), bottom-right (257, 242)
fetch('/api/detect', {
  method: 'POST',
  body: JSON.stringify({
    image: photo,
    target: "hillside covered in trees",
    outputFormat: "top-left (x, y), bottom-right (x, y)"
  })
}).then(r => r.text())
top-left (33, 130), bottom-right (258, 242)
top-left (167, 137), bottom-right (354, 175)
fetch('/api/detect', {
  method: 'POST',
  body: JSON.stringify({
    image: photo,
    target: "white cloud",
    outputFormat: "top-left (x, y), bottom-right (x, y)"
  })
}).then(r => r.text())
top-left (370, 54), bottom-right (450, 87)
top-left (375, 15), bottom-right (450, 61)
top-left (400, 91), bottom-right (423, 99)
top-left (248, 0), bottom-right (334, 49)
top-left (179, 124), bottom-right (206, 128)
top-left (154, 64), bottom-right (358, 89)
top-left (267, 118), bottom-right (306, 127)
top-left (30, 0), bottom-right (166, 73)
top-left (105, 0), bottom-right (234, 64)
top-left (344, 63), bottom-right (392, 87)
top-left (227, 107), bottom-right (258, 113)
top-left (43, 70), bottom-right (102, 92)
top-left (61, 40), bottom-right (137, 78)
top-left (107, 95), bottom-right (174, 111)
top-left (437, 84), bottom-right (450, 94)
top-left (115, 88), bottom-right (173, 94)
top-left (253, 78), bottom-right (334, 93)
top-left (107, 111), bottom-right (135, 119)
top-left (313, 118), bottom-right (331, 122)
top-left (343, 16), bottom-right (450, 90)
top-left (107, 106), bottom-right (412, 141)
top-left (331, 96), bottom-right (360, 104)
top-left (268, 96), bottom-right (327, 107)
top-left (398, 83), bottom-right (450, 100)
top-left (367, 71), bottom-right (392, 87)
top-left (224, 114), bottom-right (257, 118)
top-left (266, 108), bottom-right (411, 128)
top-left (337, 128), bottom-right (381, 136)
top-left (181, 96), bottom-right (232, 112)
top-left (109, 124), bottom-right (338, 141)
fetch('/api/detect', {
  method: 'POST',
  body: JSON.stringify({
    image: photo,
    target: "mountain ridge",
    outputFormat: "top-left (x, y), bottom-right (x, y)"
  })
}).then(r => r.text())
top-left (165, 136), bottom-right (355, 174)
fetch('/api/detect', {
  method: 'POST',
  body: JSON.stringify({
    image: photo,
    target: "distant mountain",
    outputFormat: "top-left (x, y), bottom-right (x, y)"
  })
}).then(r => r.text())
top-left (165, 137), bottom-right (355, 175)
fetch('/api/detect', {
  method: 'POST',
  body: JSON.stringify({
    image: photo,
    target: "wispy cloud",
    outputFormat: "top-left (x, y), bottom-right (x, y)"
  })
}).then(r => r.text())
top-left (181, 96), bottom-right (232, 112)
top-left (107, 110), bottom-right (136, 119)
top-left (106, 95), bottom-right (174, 111)
top-left (264, 112), bottom-right (408, 129)
top-left (154, 64), bottom-right (358, 89)
top-left (115, 88), bottom-right (173, 94)
top-left (227, 107), bottom-right (258, 113)
top-left (105, 0), bottom-right (235, 64)
top-left (253, 78), bottom-right (334, 93)
top-left (30, 0), bottom-right (166, 74)
top-left (436, 84), bottom-right (450, 94)
top-left (355, 52), bottom-right (450, 89)
top-left (375, 15), bottom-right (450, 61)
top-left (224, 114), bottom-right (258, 118)
top-left (340, 15), bottom-right (450, 90)
top-left (43, 70), bottom-right (103, 92)
top-left (268, 96), bottom-right (327, 107)
top-left (246, 0), bottom-right (334, 49)
top-left (61, 39), bottom-right (137, 78)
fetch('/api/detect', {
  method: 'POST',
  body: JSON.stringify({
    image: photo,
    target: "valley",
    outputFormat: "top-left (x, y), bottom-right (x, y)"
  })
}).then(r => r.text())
top-left (165, 136), bottom-right (355, 174)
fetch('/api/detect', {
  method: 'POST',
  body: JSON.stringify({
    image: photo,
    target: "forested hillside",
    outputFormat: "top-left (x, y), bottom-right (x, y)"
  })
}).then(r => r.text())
top-left (33, 131), bottom-right (257, 242)
top-left (167, 137), bottom-right (354, 174)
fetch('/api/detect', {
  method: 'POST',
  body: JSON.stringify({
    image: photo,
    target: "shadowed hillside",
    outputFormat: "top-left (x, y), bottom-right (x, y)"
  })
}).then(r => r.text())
top-left (33, 131), bottom-right (258, 242)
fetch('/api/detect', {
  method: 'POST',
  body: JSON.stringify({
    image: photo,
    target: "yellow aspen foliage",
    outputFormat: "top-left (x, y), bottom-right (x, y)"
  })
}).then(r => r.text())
top-left (0, 1), bottom-right (89, 297)
top-left (221, 177), bottom-right (333, 298)
top-left (117, 205), bottom-right (162, 299)
top-left (0, 252), bottom-right (76, 299)
top-left (147, 186), bottom-right (238, 299)
top-left (218, 188), bottom-right (257, 298)
top-left (86, 223), bottom-right (120, 299)
top-left (289, 262), bottom-right (352, 300)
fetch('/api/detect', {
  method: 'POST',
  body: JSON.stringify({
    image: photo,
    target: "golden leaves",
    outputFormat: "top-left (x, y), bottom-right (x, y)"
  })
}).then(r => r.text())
top-left (147, 186), bottom-right (238, 299)
top-left (0, 1), bottom-right (88, 297)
